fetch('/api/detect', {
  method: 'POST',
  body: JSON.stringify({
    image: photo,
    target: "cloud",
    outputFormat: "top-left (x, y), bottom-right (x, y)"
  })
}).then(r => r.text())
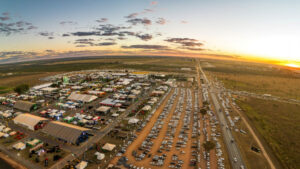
top-left (45, 49), bottom-right (54, 53)
top-left (62, 33), bottom-right (70, 37)
top-left (0, 14), bottom-right (37, 36)
top-left (135, 33), bottom-right (152, 41)
top-left (96, 18), bottom-right (108, 23)
top-left (181, 20), bottom-right (188, 24)
top-left (59, 21), bottom-right (77, 25)
top-left (0, 51), bottom-right (38, 62)
top-left (0, 12), bottom-right (10, 21)
top-left (127, 18), bottom-right (151, 26)
top-left (125, 13), bottom-right (139, 19)
top-left (156, 18), bottom-right (166, 25)
top-left (67, 23), bottom-right (158, 42)
top-left (122, 45), bottom-right (169, 50)
top-left (151, 1), bottom-right (158, 6)
top-left (165, 38), bottom-right (203, 47)
top-left (96, 42), bottom-right (116, 46)
top-left (71, 31), bottom-right (101, 36)
top-left (74, 38), bottom-right (116, 47)
top-left (74, 38), bottom-right (95, 46)
top-left (38, 32), bottom-right (56, 39)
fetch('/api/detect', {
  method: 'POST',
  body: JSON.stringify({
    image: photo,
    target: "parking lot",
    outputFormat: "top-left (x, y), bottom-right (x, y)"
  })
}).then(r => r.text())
top-left (111, 81), bottom-right (225, 169)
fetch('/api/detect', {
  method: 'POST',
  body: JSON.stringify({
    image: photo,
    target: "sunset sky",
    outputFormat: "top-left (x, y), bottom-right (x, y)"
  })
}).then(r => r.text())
top-left (1, 0), bottom-right (300, 65)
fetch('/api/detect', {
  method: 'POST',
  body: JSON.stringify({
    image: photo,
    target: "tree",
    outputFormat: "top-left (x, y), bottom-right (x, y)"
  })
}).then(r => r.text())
top-left (14, 84), bottom-right (29, 94)
top-left (200, 108), bottom-right (207, 116)
top-left (203, 141), bottom-right (215, 152)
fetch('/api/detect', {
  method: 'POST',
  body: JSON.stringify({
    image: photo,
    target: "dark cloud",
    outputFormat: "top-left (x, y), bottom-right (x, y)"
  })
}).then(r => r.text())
top-left (125, 7), bottom-right (154, 19)
top-left (96, 18), bottom-right (108, 23)
top-left (62, 33), bottom-right (70, 37)
top-left (105, 38), bottom-right (115, 41)
top-left (135, 33), bottom-right (152, 41)
top-left (165, 38), bottom-right (203, 47)
top-left (118, 37), bottom-right (127, 40)
top-left (156, 18), bottom-right (166, 25)
top-left (96, 42), bottom-right (116, 46)
top-left (0, 12), bottom-right (10, 21)
top-left (0, 16), bottom-right (10, 21)
top-left (96, 24), bottom-right (130, 33)
top-left (0, 14), bottom-right (37, 35)
top-left (45, 50), bottom-right (54, 53)
top-left (122, 45), bottom-right (168, 50)
top-left (39, 31), bottom-right (54, 37)
top-left (74, 38), bottom-right (95, 46)
top-left (127, 18), bottom-right (151, 26)
top-left (68, 23), bottom-right (157, 42)
top-left (71, 31), bottom-right (100, 36)
top-left (125, 13), bottom-right (139, 19)
top-left (74, 38), bottom-right (116, 47)
top-left (59, 21), bottom-right (77, 25)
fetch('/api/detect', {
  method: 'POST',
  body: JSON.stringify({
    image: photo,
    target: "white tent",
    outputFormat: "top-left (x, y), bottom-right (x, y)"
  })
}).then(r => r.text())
top-left (13, 142), bottom-right (26, 150)
top-left (111, 113), bottom-right (119, 117)
top-left (76, 161), bottom-right (88, 169)
top-left (142, 105), bottom-right (151, 111)
top-left (95, 152), bottom-right (105, 160)
top-left (128, 118), bottom-right (139, 124)
top-left (102, 143), bottom-right (116, 151)
top-left (68, 92), bottom-right (97, 103)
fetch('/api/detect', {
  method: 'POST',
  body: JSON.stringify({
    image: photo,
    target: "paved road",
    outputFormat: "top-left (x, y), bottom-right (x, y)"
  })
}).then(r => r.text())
top-left (196, 59), bottom-right (246, 169)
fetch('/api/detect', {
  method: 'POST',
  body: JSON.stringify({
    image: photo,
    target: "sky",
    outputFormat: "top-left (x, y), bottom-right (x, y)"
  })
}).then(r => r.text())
top-left (0, 0), bottom-right (300, 66)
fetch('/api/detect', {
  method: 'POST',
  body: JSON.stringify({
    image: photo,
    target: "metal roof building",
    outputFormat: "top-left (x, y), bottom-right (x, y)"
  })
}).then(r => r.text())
top-left (42, 121), bottom-right (90, 144)
top-left (68, 92), bottom-right (97, 103)
top-left (14, 101), bottom-right (37, 112)
top-left (13, 113), bottom-right (48, 130)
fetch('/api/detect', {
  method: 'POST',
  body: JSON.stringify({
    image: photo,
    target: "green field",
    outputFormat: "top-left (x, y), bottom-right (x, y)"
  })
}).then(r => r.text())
top-left (237, 97), bottom-right (300, 169)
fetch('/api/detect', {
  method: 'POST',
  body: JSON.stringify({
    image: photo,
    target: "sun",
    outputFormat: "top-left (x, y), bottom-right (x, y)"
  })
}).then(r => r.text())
top-left (285, 63), bottom-right (300, 68)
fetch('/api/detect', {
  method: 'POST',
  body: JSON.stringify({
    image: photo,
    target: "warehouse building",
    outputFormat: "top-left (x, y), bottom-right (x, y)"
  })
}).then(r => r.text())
top-left (14, 101), bottom-right (37, 112)
top-left (68, 92), bottom-right (97, 103)
top-left (96, 106), bottom-right (111, 114)
top-left (13, 113), bottom-right (48, 130)
top-left (42, 121), bottom-right (90, 145)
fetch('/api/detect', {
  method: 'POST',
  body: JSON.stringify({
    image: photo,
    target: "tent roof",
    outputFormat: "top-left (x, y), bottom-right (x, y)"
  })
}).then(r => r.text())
top-left (68, 92), bottom-right (97, 102)
top-left (43, 121), bottom-right (90, 144)
top-left (128, 118), bottom-right (139, 124)
top-left (96, 106), bottom-right (111, 112)
top-left (13, 113), bottom-right (48, 128)
top-left (14, 101), bottom-right (35, 112)
top-left (102, 143), bottom-right (116, 151)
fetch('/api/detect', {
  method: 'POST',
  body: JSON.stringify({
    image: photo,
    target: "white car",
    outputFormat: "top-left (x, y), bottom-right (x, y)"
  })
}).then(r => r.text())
top-left (233, 157), bottom-right (237, 163)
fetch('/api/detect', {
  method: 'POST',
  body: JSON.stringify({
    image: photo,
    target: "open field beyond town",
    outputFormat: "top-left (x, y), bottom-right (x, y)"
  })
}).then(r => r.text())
top-left (201, 59), bottom-right (300, 100)
top-left (236, 97), bottom-right (300, 169)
